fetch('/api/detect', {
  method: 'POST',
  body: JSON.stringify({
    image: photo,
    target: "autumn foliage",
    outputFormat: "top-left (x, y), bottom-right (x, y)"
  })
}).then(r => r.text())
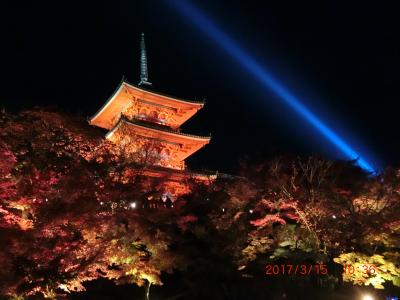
top-left (0, 109), bottom-right (190, 298)
top-left (0, 109), bottom-right (399, 299)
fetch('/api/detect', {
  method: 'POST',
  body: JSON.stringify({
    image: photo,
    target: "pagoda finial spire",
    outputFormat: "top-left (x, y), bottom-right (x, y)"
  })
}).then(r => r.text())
top-left (139, 32), bottom-right (152, 86)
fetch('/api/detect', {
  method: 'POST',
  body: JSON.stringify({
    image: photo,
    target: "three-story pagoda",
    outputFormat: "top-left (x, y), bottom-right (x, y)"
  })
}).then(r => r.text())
top-left (89, 33), bottom-right (215, 198)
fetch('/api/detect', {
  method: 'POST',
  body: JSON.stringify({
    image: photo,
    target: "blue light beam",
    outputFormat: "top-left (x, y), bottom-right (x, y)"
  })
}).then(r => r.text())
top-left (168, 0), bottom-right (379, 173)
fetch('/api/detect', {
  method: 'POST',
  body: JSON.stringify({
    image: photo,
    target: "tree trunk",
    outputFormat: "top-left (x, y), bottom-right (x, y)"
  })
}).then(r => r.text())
top-left (144, 280), bottom-right (151, 300)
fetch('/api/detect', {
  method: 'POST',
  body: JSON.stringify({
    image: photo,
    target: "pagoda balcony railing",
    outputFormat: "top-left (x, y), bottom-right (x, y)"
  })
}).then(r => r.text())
top-left (135, 114), bottom-right (166, 124)
top-left (122, 116), bottom-right (211, 139)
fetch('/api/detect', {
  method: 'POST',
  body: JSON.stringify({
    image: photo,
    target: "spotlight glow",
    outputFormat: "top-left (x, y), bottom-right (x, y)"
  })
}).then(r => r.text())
top-left (362, 295), bottom-right (374, 300)
top-left (168, 0), bottom-right (380, 173)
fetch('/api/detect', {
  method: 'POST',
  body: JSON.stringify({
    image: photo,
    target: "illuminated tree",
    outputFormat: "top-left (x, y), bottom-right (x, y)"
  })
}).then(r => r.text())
top-left (1, 109), bottom-right (399, 298)
top-left (334, 252), bottom-right (400, 289)
top-left (0, 109), bottom-right (189, 299)
top-left (231, 155), bottom-right (400, 290)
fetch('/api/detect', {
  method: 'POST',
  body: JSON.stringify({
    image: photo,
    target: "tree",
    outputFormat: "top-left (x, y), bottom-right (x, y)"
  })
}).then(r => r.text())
top-left (1, 109), bottom-right (399, 298)
top-left (0, 109), bottom-right (190, 299)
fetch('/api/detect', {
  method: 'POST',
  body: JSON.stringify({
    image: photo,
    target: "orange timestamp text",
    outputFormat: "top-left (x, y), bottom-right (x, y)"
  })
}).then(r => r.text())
top-left (265, 264), bottom-right (328, 276)
top-left (342, 264), bottom-right (377, 275)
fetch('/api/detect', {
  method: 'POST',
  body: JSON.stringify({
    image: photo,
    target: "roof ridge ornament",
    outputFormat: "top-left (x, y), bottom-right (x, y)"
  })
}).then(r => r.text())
top-left (138, 32), bottom-right (152, 86)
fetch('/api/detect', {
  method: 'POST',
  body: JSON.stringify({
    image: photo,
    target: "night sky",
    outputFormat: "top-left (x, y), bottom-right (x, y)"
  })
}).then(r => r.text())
top-left (3, 0), bottom-right (400, 173)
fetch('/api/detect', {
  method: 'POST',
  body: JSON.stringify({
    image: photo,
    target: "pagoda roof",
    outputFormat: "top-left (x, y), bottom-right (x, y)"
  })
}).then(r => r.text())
top-left (89, 80), bottom-right (205, 130)
top-left (106, 117), bottom-right (211, 161)
top-left (108, 116), bottom-right (211, 140)
top-left (124, 79), bottom-right (204, 105)
top-left (138, 165), bottom-right (217, 182)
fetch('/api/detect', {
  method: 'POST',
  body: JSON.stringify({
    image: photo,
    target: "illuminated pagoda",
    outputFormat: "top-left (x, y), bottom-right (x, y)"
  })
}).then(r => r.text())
top-left (89, 33), bottom-right (215, 199)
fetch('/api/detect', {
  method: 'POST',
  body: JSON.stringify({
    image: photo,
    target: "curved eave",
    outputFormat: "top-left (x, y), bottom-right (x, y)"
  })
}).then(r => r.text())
top-left (89, 79), bottom-right (126, 128)
top-left (89, 79), bottom-right (205, 130)
top-left (106, 117), bottom-right (211, 143)
top-left (123, 80), bottom-right (205, 106)
top-left (139, 166), bottom-right (217, 182)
